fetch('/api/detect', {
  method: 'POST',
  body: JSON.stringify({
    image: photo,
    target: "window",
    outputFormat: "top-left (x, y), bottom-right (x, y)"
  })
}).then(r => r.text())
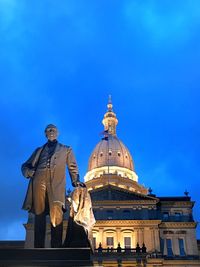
top-left (100, 152), bottom-right (103, 157)
top-left (176, 230), bottom-right (186, 234)
top-left (107, 237), bottom-right (114, 246)
top-left (175, 212), bottom-right (181, 221)
top-left (166, 239), bottom-right (173, 256)
top-left (163, 231), bottom-right (173, 234)
top-left (118, 152), bottom-right (121, 156)
top-left (163, 212), bottom-right (169, 220)
top-left (107, 210), bottom-right (114, 219)
top-left (124, 237), bottom-right (131, 249)
top-left (179, 239), bottom-right (185, 256)
top-left (109, 150), bottom-right (112, 156)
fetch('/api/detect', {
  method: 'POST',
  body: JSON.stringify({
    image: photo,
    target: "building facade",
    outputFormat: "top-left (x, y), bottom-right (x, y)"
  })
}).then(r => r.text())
top-left (24, 97), bottom-right (200, 266)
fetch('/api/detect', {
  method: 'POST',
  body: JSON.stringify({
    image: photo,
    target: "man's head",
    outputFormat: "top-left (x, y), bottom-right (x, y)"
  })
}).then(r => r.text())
top-left (45, 124), bottom-right (58, 141)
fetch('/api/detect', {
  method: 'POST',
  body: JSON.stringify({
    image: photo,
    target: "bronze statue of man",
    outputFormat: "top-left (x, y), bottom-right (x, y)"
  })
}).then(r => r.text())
top-left (21, 124), bottom-right (83, 248)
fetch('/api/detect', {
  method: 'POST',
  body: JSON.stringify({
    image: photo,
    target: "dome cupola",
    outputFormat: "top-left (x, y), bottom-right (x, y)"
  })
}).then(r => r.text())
top-left (102, 95), bottom-right (118, 136)
top-left (84, 96), bottom-right (138, 185)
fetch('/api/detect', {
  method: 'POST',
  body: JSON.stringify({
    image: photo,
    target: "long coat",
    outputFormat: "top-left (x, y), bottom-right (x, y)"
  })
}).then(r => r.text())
top-left (21, 142), bottom-right (79, 213)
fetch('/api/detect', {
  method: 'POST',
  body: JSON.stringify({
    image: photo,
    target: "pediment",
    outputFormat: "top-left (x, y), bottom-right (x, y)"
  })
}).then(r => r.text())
top-left (90, 184), bottom-right (158, 201)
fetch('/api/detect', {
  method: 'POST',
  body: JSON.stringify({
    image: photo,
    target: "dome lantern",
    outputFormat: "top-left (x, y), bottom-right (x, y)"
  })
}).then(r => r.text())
top-left (102, 95), bottom-right (118, 136)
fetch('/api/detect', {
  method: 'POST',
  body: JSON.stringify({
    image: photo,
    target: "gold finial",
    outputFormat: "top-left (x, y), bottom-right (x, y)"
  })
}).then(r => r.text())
top-left (107, 94), bottom-right (113, 111)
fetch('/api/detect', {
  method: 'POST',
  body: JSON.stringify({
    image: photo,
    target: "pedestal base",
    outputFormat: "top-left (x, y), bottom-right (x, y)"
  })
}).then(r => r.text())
top-left (0, 248), bottom-right (93, 266)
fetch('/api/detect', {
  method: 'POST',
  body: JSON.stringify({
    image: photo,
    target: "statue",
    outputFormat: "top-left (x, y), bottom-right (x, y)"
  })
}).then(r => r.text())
top-left (21, 124), bottom-right (84, 248)
top-left (142, 243), bottom-right (147, 253)
top-left (117, 243), bottom-right (122, 253)
top-left (64, 186), bottom-right (96, 252)
top-left (136, 242), bottom-right (141, 253)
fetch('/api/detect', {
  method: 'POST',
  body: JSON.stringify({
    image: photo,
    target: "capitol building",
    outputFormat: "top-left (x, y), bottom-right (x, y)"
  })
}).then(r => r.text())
top-left (24, 97), bottom-right (200, 266)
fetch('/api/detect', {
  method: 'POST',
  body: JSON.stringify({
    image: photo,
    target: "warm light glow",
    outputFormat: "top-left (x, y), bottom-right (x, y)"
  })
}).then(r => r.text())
top-left (84, 166), bottom-right (138, 182)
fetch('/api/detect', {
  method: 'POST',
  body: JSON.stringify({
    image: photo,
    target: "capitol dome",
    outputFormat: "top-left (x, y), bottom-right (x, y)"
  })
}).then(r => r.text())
top-left (88, 135), bottom-right (134, 171)
top-left (84, 96), bottom-right (138, 183)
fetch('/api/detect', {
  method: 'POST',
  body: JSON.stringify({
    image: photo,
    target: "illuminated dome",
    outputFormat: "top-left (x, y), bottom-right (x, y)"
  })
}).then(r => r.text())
top-left (84, 96), bottom-right (138, 184)
top-left (88, 136), bottom-right (134, 171)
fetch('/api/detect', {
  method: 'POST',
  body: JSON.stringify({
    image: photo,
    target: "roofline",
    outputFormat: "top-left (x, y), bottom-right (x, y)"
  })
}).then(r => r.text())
top-left (90, 183), bottom-right (159, 201)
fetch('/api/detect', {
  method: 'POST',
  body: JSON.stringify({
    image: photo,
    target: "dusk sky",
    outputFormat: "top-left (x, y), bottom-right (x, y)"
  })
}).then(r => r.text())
top-left (0, 0), bottom-right (200, 240)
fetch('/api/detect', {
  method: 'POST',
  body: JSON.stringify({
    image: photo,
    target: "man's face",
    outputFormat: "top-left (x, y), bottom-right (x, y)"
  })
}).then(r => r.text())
top-left (45, 127), bottom-right (58, 141)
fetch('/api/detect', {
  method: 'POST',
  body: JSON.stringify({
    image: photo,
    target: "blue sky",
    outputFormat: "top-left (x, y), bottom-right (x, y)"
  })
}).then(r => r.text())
top-left (0, 0), bottom-right (200, 240)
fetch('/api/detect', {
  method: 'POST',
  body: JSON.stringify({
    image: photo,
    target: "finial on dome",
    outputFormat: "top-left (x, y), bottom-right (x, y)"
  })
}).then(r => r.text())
top-left (107, 94), bottom-right (113, 111)
top-left (102, 95), bottom-right (118, 136)
top-left (184, 190), bottom-right (189, 196)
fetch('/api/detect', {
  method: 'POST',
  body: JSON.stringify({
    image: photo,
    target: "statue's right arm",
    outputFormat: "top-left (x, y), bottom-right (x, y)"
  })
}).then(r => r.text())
top-left (21, 149), bottom-right (39, 178)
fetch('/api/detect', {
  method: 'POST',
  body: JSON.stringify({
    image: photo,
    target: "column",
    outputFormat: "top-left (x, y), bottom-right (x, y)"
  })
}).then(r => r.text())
top-left (116, 228), bottom-right (121, 246)
top-left (154, 228), bottom-right (160, 252)
top-left (135, 229), bottom-right (139, 246)
top-left (98, 228), bottom-right (104, 248)
top-left (132, 230), bottom-right (136, 248)
top-left (172, 235), bottom-right (179, 255)
top-left (139, 228), bottom-right (144, 246)
top-left (151, 228), bottom-right (155, 251)
top-left (144, 227), bottom-right (151, 251)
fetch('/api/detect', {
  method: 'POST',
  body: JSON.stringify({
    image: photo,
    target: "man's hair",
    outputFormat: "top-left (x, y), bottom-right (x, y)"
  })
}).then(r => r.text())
top-left (45, 124), bottom-right (57, 133)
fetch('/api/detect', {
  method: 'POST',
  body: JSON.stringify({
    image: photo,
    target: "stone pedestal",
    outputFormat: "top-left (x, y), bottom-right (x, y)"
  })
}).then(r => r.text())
top-left (0, 248), bottom-right (93, 266)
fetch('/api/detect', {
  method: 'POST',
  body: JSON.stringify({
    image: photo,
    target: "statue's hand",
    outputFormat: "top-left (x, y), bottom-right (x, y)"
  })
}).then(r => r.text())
top-left (72, 181), bottom-right (78, 187)
top-left (27, 168), bottom-right (35, 178)
top-left (78, 181), bottom-right (86, 188)
top-left (72, 181), bottom-right (86, 188)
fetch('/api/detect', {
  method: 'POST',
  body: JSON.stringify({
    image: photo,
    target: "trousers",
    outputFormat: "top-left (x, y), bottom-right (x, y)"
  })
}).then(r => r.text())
top-left (33, 169), bottom-right (63, 248)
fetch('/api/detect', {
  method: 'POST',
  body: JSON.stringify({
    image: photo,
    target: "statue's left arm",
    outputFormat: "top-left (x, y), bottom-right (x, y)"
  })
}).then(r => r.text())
top-left (66, 147), bottom-right (80, 186)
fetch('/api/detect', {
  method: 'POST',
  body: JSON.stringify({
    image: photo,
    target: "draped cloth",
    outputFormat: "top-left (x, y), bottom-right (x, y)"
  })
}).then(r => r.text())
top-left (64, 187), bottom-right (96, 251)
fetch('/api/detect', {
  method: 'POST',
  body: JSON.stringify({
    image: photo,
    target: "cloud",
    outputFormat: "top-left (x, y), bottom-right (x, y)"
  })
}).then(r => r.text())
top-left (123, 0), bottom-right (200, 46)
top-left (0, 0), bottom-right (18, 30)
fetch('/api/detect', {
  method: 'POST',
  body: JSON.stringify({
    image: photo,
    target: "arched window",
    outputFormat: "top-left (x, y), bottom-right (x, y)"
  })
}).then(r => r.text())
top-left (124, 237), bottom-right (131, 249)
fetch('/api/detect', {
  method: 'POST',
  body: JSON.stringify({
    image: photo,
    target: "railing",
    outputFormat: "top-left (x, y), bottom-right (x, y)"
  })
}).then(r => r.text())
top-left (95, 248), bottom-right (143, 254)
top-left (93, 249), bottom-right (199, 261)
top-left (93, 248), bottom-right (162, 258)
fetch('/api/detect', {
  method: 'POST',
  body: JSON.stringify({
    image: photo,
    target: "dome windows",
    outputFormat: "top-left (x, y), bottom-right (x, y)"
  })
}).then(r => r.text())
top-left (88, 136), bottom-right (134, 171)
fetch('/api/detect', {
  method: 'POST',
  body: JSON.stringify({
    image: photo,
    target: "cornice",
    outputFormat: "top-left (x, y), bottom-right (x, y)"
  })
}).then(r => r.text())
top-left (160, 201), bottom-right (194, 207)
top-left (94, 219), bottom-right (161, 226)
top-left (159, 221), bottom-right (197, 229)
top-left (86, 176), bottom-right (148, 195)
top-left (93, 200), bottom-right (157, 205)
